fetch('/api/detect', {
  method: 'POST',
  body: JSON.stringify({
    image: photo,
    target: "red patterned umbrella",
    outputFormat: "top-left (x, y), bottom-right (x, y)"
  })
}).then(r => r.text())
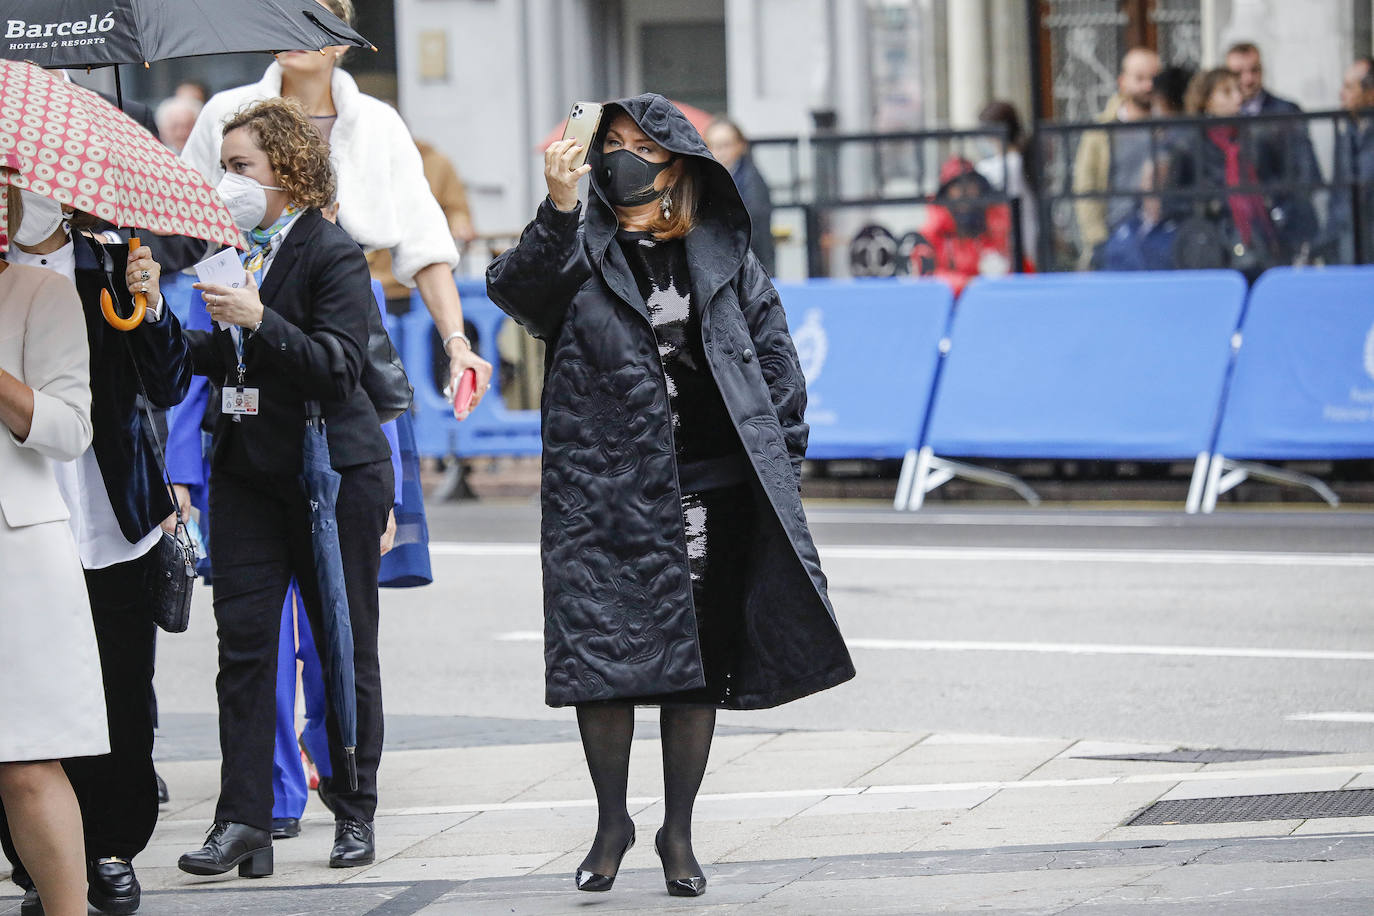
top-left (0, 60), bottom-right (245, 252)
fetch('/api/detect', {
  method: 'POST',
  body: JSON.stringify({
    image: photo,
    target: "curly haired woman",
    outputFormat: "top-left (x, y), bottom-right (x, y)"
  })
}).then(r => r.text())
top-left (175, 97), bottom-right (394, 878)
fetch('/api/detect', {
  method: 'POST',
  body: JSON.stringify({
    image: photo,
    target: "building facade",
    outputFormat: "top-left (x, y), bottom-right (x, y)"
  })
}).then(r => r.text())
top-left (87, 0), bottom-right (1373, 277)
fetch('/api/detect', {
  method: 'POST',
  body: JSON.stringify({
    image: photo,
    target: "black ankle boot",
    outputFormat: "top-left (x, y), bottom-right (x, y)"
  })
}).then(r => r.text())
top-left (177, 822), bottom-right (273, 877)
top-left (329, 818), bottom-right (375, 868)
top-left (87, 856), bottom-right (140, 914)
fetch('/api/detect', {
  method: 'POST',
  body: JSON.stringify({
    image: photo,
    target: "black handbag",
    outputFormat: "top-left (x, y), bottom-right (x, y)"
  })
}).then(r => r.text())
top-left (131, 370), bottom-right (198, 634)
top-left (362, 305), bottom-right (413, 423)
top-left (145, 513), bottom-right (197, 633)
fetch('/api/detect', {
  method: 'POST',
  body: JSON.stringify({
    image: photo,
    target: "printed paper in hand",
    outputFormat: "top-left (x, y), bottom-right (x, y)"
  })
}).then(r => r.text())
top-left (194, 248), bottom-right (246, 330)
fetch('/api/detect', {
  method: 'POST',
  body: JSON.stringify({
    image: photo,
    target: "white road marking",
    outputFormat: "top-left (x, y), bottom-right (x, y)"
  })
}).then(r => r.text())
top-left (433, 541), bottom-right (1374, 567)
top-left (163, 762), bottom-right (1367, 823)
top-left (1287, 712), bottom-right (1374, 724)
top-left (808, 512), bottom-right (1175, 527)
top-left (431, 542), bottom-right (539, 556)
top-left (847, 639), bottom-right (1374, 662)
top-left (493, 631), bottom-right (1374, 662)
top-left (493, 631), bottom-right (541, 642)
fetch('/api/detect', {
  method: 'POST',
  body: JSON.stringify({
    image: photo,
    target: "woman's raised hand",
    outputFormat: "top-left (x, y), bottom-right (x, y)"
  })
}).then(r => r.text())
top-left (125, 245), bottom-right (163, 315)
top-left (545, 138), bottom-right (591, 213)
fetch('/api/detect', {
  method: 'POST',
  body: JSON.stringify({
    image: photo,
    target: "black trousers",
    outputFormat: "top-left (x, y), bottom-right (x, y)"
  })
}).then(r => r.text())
top-left (208, 460), bottom-right (391, 831)
top-left (1, 553), bottom-right (160, 878)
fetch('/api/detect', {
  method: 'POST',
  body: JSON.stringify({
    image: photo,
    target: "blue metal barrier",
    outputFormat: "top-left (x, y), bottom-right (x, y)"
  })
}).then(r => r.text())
top-left (1203, 266), bottom-right (1374, 510)
top-left (775, 280), bottom-right (952, 461)
top-left (402, 280), bottom-right (542, 459)
top-left (907, 271), bottom-right (1249, 509)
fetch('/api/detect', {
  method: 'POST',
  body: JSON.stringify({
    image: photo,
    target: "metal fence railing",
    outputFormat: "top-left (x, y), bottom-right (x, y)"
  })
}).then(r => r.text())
top-left (748, 126), bottom-right (1026, 281)
top-left (743, 109), bottom-right (1371, 283)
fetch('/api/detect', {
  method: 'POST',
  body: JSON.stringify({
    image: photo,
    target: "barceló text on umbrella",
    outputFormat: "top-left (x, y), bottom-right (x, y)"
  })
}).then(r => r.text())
top-left (7, 14), bottom-right (117, 39)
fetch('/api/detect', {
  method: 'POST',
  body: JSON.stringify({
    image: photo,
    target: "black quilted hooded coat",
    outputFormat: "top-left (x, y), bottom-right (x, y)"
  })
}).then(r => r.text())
top-left (486, 94), bottom-right (855, 709)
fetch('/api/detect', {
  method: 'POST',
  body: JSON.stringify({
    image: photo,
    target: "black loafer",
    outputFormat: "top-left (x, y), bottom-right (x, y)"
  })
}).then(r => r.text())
top-left (329, 818), bottom-right (375, 868)
top-left (155, 771), bottom-right (169, 805)
top-left (271, 817), bottom-right (301, 839)
top-left (87, 857), bottom-right (140, 915)
top-left (177, 821), bottom-right (273, 878)
top-left (19, 886), bottom-right (42, 915)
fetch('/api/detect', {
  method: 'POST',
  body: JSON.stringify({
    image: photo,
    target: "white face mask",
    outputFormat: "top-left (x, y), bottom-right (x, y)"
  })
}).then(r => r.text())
top-left (216, 172), bottom-right (285, 231)
top-left (14, 190), bottom-right (66, 247)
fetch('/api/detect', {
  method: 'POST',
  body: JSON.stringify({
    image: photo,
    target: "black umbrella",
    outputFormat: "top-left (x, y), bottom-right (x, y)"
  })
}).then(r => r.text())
top-left (300, 410), bottom-right (360, 792)
top-left (1, 0), bottom-right (372, 106)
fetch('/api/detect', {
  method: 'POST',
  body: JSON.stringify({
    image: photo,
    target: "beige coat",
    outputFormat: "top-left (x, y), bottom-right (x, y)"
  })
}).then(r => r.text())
top-left (0, 262), bottom-right (108, 762)
top-left (1071, 94), bottom-right (1124, 262)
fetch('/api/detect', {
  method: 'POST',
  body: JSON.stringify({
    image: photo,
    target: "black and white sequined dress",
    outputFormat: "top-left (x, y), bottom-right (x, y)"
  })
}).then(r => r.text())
top-left (616, 229), bottom-right (751, 705)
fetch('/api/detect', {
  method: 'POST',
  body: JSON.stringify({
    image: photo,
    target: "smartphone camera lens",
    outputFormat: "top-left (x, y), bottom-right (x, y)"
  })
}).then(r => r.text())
top-left (573, 105), bottom-right (582, 118)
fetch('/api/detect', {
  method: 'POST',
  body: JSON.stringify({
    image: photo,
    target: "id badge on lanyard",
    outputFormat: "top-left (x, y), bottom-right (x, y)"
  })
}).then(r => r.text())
top-left (224, 328), bottom-right (260, 419)
top-left (222, 386), bottom-right (260, 416)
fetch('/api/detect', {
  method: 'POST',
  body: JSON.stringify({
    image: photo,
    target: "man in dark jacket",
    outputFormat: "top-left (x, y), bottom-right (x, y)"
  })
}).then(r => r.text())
top-left (705, 116), bottom-right (776, 275)
top-left (1225, 42), bottom-right (1322, 254)
top-left (1325, 57), bottom-right (1374, 263)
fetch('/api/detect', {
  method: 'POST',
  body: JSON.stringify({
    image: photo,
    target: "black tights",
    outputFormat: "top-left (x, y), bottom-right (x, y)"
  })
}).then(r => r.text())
top-left (575, 702), bottom-right (716, 880)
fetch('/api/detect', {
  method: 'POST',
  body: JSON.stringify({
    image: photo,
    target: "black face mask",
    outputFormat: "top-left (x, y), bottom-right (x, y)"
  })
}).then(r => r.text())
top-left (599, 148), bottom-right (672, 207)
top-left (952, 203), bottom-right (988, 237)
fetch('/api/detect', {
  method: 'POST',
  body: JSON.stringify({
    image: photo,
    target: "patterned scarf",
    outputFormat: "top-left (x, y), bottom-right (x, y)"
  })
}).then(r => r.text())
top-left (1205, 126), bottom-right (1277, 249)
top-left (241, 204), bottom-right (300, 283)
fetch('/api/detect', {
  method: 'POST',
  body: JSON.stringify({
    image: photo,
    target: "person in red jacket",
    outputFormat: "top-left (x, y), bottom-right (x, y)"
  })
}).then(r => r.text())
top-left (912, 156), bottom-right (1028, 295)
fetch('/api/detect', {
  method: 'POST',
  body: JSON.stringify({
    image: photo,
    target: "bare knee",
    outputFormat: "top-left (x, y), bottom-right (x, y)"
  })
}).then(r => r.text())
top-left (0, 760), bottom-right (66, 801)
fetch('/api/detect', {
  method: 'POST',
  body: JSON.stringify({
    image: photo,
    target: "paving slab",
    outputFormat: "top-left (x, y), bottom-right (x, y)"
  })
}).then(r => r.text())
top-left (1099, 820), bottom-right (1306, 842)
top-left (1293, 815), bottom-right (1374, 834)
top-left (920, 783), bottom-right (1167, 850)
top-left (1156, 770), bottom-right (1357, 800)
top-left (861, 737), bottom-right (1075, 787)
top-left (6, 727), bottom-right (1374, 913)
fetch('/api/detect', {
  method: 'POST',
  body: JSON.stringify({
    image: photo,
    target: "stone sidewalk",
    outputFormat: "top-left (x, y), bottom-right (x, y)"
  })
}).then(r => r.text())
top-left (3, 725), bottom-right (1372, 914)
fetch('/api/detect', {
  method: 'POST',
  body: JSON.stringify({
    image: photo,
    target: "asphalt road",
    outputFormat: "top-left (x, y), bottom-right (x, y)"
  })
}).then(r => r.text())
top-left (155, 502), bottom-right (1374, 757)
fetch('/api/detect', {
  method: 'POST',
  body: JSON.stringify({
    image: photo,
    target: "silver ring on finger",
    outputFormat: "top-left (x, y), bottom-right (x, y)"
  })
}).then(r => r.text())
top-left (140, 270), bottom-right (150, 281)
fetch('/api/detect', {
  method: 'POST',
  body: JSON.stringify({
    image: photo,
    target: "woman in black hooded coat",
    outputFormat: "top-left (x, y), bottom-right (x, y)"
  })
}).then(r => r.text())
top-left (486, 94), bottom-right (854, 898)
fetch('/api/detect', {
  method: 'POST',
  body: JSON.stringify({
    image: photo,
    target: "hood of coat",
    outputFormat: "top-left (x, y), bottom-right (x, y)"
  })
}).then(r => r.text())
top-left (584, 93), bottom-right (752, 305)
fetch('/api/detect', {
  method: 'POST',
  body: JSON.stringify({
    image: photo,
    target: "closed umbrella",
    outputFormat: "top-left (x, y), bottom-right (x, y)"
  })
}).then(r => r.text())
top-left (300, 407), bottom-right (359, 792)
top-left (1, 0), bottom-right (372, 108)
top-left (0, 59), bottom-right (245, 252)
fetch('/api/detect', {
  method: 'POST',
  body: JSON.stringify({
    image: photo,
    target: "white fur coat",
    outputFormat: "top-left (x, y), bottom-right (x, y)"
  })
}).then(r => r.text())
top-left (181, 63), bottom-right (458, 287)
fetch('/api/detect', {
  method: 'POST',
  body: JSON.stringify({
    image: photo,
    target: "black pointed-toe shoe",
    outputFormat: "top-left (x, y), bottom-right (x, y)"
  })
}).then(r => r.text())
top-left (271, 817), bottom-right (301, 839)
top-left (654, 829), bottom-right (707, 897)
top-left (19, 886), bottom-right (41, 915)
top-left (88, 856), bottom-right (140, 914)
top-left (329, 819), bottom-right (375, 868)
top-left (177, 822), bottom-right (273, 878)
top-left (574, 830), bottom-right (636, 892)
top-left (155, 771), bottom-right (169, 805)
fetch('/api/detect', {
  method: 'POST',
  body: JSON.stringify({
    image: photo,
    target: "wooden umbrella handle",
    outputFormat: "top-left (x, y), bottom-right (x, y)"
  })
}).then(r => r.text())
top-left (100, 236), bottom-right (146, 331)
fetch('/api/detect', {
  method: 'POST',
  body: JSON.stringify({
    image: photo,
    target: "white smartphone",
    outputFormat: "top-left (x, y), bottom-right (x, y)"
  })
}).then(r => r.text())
top-left (560, 101), bottom-right (604, 169)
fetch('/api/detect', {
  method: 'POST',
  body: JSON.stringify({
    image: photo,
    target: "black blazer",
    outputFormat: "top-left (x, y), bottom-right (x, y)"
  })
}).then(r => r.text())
top-left (73, 233), bottom-right (193, 543)
top-left (184, 208), bottom-right (390, 475)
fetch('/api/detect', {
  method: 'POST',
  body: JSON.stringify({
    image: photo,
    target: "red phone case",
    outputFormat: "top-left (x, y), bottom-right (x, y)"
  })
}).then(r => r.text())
top-left (453, 368), bottom-right (478, 417)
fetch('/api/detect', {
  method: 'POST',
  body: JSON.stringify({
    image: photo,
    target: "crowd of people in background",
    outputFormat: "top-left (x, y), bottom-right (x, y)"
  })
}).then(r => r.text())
top-left (702, 41), bottom-right (1374, 292)
top-left (1072, 42), bottom-right (1374, 280)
